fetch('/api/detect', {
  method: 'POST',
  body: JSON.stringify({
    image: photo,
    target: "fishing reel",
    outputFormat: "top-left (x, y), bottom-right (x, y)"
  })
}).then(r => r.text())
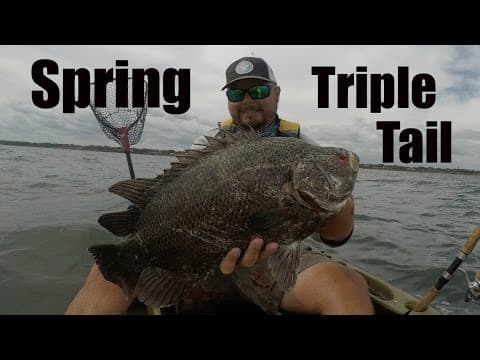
top-left (459, 269), bottom-right (480, 302)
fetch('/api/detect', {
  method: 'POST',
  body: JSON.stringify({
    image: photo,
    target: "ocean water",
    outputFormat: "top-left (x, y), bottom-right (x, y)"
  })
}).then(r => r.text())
top-left (1, 144), bottom-right (479, 315)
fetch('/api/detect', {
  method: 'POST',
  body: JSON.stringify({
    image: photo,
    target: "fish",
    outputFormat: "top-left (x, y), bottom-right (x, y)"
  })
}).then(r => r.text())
top-left (89, 128), bottom-right (360, 310)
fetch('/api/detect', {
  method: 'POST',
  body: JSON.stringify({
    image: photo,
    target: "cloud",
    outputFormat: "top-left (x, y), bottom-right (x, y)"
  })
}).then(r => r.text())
top-left (1, 45), bottom-right (480, 170)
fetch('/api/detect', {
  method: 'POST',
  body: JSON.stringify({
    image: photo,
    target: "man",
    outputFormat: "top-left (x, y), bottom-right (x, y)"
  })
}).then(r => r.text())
top-left (65, 56), bottom-right (374, 315)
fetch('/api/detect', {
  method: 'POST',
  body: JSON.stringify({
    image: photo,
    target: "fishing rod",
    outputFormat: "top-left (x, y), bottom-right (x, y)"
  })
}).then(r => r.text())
top-left (411, 226), bottom-right (480, 313)
top-left (89, 78), bottom-right (148, 180)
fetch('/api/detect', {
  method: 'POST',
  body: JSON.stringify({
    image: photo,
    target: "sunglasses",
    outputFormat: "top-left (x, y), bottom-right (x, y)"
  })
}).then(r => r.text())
top-left (226, 85), bottom-right (272, 102)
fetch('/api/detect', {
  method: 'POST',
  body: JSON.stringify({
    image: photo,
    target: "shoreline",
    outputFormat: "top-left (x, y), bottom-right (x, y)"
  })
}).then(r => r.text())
top-left (359, 164), bottom-right (480, 176)
top-left (2, 140), bottom-right (479, 176)
top-left (0, 139), bottom-right (183, 157)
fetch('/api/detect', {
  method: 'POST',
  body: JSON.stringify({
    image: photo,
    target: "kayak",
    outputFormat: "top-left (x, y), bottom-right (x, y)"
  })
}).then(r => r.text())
top-left (126, 252), bottom-right (440, 315)
top-left (343, 261), bottom-right (440, 315)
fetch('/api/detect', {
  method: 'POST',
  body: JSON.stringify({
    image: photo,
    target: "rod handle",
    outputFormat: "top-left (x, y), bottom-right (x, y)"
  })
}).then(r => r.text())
top-left (460, 226), bottom-right (480, 255)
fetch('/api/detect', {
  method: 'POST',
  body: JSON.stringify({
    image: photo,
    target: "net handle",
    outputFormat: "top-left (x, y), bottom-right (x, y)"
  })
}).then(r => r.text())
top-left (118, 127), bottom-right (131, 152)
top-left (118, 127), bottom-right (135, 179)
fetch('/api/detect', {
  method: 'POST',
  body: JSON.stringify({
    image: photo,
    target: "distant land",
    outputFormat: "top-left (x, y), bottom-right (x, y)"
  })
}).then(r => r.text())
top-left (1, 139), bottom-right (479, 176)
top-left (359, 163), bottom-right (480, 176)
top-left (0, 139), bottom-right (184, 156)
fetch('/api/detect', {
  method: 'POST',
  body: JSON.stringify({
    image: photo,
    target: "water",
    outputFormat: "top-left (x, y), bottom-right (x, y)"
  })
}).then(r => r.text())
top-left (1, 144), bottom-right (479, 315)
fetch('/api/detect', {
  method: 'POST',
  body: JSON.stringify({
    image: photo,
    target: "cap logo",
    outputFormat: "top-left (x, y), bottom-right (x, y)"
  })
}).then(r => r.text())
top-left (235, 60), bottom-right (254, 75)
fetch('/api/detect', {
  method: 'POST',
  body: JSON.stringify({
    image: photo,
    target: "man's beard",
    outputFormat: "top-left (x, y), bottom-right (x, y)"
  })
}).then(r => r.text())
top-left (236, 108), bottom-right (275, 131)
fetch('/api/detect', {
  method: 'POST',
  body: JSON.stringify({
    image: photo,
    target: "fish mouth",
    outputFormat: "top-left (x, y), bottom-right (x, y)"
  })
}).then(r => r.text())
top-left (349, 151), bottom-right (360, 173)
top-left (293, 189), bottom-right (346, 214)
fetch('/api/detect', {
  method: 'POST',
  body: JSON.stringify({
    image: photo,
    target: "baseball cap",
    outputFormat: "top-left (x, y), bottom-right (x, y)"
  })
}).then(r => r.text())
top-left (221, 57), bottom-right (277, 90)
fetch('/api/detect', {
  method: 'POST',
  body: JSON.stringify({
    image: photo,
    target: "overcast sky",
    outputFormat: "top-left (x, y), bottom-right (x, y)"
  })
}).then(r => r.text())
top-left (1, 45), bottom-right (479, 170)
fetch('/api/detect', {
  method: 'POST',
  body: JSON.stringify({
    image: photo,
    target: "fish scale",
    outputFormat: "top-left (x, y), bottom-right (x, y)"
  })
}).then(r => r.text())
top-left (89, 129), bottom-right (359, 310)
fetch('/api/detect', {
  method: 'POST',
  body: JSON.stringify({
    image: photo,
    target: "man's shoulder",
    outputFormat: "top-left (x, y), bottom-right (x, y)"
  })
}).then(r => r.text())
top-left (298, 132), bottom-right (319, 145)
top-left (190, 128), bottom-right (221, 150)
top-left (278, 118), bottom-right (300, 131)
top-left (278, 118), bottom-right (316, 145)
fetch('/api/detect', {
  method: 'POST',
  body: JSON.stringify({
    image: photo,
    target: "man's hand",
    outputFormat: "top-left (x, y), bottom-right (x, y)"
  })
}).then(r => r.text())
top-left (219, 237), bottom-right (279, 275)
top-left (219, 195), bottom-right (354, 274)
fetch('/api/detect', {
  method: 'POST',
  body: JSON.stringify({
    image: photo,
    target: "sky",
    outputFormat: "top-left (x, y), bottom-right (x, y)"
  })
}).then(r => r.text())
top-left (1, 45), bottom-right (479, 170)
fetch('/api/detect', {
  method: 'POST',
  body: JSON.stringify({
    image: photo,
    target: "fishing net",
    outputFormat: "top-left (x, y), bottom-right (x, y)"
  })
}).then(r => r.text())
top-left (90, 78), bottom-right (148, 152)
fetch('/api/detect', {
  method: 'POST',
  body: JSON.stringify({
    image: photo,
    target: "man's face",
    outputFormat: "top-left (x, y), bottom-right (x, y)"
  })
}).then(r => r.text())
top-left (227, 78), bottom-right (281, 130)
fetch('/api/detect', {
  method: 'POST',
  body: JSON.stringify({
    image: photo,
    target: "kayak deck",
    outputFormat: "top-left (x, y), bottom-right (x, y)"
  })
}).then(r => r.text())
top-left (127, 256), bottom-right (440, 315)
top-left (344, 261), bottom-right (440, 315)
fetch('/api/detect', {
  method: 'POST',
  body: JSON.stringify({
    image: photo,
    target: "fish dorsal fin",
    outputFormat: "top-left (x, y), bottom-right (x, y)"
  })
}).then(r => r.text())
top-left (109, 127), bottom-right (260, 206)
top-left (172, 126), bottom-right (260, 175)
top-left (142, 127), bottom-right (260, 195)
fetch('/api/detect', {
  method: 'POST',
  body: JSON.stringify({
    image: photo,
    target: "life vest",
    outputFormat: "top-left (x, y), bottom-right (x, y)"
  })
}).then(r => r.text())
top-left (217, 117), bottom-right (300, 138)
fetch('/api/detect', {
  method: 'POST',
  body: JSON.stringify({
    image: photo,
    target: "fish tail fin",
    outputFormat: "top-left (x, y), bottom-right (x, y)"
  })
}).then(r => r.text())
top-left (88, 244), bottom-right (139, 296)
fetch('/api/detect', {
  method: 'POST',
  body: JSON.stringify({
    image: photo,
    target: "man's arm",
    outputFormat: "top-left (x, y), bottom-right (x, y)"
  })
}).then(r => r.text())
top-left (65, 264), bottom-right (135, 315)
top-left (315, 194), bottom-right (355, 245)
